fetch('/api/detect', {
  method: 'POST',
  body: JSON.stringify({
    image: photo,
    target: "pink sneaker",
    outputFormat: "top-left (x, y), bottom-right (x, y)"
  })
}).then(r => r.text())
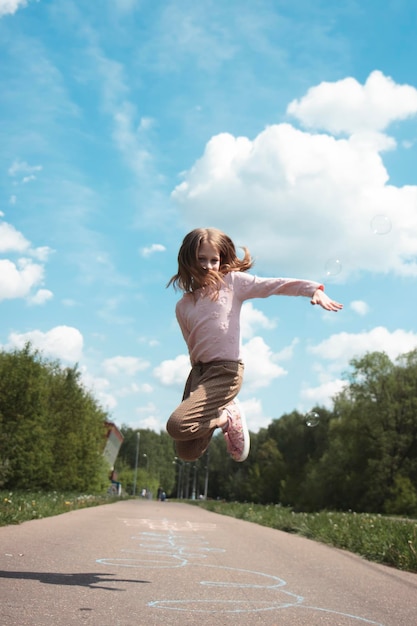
top-left (222, 399), bottom-right (250, 462)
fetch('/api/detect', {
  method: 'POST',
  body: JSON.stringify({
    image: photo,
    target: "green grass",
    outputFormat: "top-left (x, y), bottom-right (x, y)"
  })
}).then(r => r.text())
top-left (192, 501), bottom-right (417, 573)
top-left (0, 490), bottom-right (127, 526)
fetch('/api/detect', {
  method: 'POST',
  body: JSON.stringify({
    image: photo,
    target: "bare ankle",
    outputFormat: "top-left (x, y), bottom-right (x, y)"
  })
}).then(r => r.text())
top-left (218, 408), bottom-right (228, 430)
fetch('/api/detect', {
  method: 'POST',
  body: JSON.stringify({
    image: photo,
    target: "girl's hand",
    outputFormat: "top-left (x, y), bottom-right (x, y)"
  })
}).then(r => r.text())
top-left (311, 289), bottom-right (343, 312)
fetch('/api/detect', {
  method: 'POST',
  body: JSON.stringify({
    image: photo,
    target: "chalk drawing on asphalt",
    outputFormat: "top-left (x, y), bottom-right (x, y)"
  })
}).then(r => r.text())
top-left (96, 516), bottom-right (385, 625)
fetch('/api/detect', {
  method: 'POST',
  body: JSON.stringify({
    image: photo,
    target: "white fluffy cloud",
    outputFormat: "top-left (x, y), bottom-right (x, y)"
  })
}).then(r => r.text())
top-left (30, 246), bottom-right (52, 262)
top-left (241, 302), bottom-right (276, 340)
top-left (241, 336), bottom-right (287, 390)
top-left (0, 219), bottom-right (52, 302)
top-left (287, 71), bottom-right (417, 134)
top-left (5, 325), bottom-right (84, 362)
top-left (0, 222), bottom-right (30, 253)
top-left (0, 0), bottom-right (29, 18)
top-left (0, 258), bottom-right (45, 301)
top-left (102, 355), bottom-right (150, 375)
top-left (117, 382), bottom-right (153, 396)
top-left (80, 368), bottom-right (117, 410)
top-left (239, 396), bottom-right (272, 431)
top-left (28, 288), bottom-right (53, 306)
top-left (79, 357), bottom-right (151, 413)
top-left (134, 401), bottom-right (163, 431)
top-left (309, 326), bottom-right (417, 368)
top-left (300, 379), bottom-right (348, 410)
top-left (350, 300), bottom-right (370, 316)
top-left (172, 71), bottom-right (417, 281)
top-left (140, 243), bottom-right (166, 257)
top-left (153, 354), bottom-right (190, 387)
top-left (80, 362), bottom-right (154, 413)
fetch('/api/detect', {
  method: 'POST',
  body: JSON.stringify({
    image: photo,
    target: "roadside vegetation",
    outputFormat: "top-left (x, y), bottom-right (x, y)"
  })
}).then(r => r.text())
top-left (0, 490), bottom-right (128, 526)
top-left (193, 501), bottom-right (417, 573)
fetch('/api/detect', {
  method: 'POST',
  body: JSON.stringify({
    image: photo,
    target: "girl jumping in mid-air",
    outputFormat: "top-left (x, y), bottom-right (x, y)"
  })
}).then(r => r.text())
top-left (166, 227), bottom-right (343, 464)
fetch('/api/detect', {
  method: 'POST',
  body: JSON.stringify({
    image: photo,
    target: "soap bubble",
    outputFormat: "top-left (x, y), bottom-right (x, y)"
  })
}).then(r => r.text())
top-left (371, 215), bottom-right (391, 235)
top-left (324, 258), bottom-right (342, 277)
top-left (305, 411), bottom-right (320, 428)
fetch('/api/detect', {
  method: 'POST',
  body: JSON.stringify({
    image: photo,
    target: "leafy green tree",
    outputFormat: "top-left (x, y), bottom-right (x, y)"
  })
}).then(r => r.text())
top-left (384, 474), bottom-right (417, 516)
top-left (47, 365), bottom-right (108, 492)
top-left (244, 434), bottom-right (285, 504)
top-left (0, 344), bottom-right (110, 492)
top-left (265, 409), bottom-right (331, 508)
top-left (312, 351), bottom-right (417, 514)
top-left (116, 427), bottom-right (176, 496)
top-left (156, 431), bottom-right (177, 494)
top-left (0, 345), bottom-right (54, 489)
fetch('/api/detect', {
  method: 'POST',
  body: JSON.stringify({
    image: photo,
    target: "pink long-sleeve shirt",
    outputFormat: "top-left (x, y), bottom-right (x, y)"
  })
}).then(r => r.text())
top-left (175, 271), bottom-right (323, 365)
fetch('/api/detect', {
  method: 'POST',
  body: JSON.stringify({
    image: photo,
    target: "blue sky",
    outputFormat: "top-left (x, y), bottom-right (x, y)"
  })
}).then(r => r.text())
top-left (1, 0), bottom-right (417, 433)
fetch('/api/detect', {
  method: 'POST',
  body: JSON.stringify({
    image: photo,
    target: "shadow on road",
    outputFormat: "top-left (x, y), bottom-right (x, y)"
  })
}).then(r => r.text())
top-left (0, 570), bottom-right (150, 590)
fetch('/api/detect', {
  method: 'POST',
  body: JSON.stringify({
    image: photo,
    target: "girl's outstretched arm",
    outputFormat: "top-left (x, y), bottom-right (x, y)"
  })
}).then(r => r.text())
top-left (311, 288), bottom-right (343, 312)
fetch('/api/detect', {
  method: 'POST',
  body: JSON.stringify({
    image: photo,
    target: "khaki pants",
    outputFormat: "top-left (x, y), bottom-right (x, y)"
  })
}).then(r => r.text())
top-left (166, 360), bottom-right (244, 461)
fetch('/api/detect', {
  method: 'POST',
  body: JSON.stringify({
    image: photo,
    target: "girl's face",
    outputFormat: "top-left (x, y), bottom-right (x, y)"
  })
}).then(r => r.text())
top-left (197, 241), bottom-right (221, 272)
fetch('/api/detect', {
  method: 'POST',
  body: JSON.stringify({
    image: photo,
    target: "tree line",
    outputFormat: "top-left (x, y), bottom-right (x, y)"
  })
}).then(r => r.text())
top-left (1, 343), bottom-right (417, 516)
top-left (0, 344), bottom-right (109, 492)
top-left (116, 349), bottom-right (417, 516)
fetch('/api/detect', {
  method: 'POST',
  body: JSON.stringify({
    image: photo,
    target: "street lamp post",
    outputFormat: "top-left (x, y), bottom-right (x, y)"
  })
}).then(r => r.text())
top-left (203, 448), bottom-right (210, 500)
top-left (178, 462), bottom-right (183, 499)
top-left (184, 463), bottom-right (191, 499)
top-left (133, 432), bottom-right (140, 496)
top-left (191, 463), bottom-right (198, 500)
top-left (173, 457), bottom-right (184, 499)
top-left (143, 453), bottom-right (149, 494)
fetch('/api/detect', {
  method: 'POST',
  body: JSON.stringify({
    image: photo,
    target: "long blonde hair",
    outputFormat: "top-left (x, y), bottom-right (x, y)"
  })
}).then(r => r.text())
top-left (167, 227), bottom-right (253, 294)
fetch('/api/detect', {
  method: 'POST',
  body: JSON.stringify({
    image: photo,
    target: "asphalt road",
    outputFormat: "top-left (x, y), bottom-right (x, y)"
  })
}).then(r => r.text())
top-left (1, 499), bottom-right (416, 626)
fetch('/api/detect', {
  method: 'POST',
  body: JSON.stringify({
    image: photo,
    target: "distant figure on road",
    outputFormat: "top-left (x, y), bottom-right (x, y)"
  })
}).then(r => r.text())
top-left (157, 486), bottom-right (166, 501)
top-left (109, 469), bottom-right (121, 495)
